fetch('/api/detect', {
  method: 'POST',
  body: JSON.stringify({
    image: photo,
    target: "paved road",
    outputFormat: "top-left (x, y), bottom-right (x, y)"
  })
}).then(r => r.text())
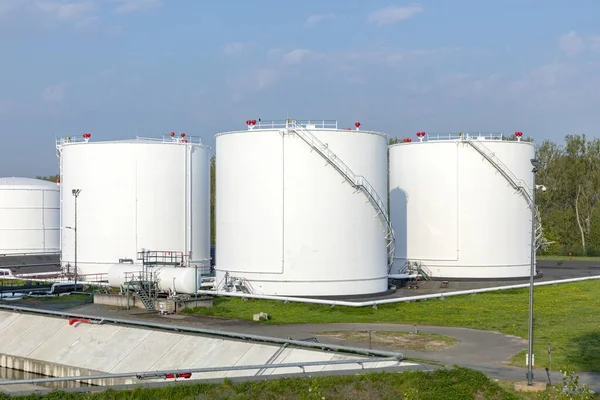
top-left (58, 303), bottom-right (600, 391)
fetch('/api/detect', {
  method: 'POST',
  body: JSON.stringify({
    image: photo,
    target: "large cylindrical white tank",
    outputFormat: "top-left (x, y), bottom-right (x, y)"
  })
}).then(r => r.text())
top-left (389, 133), bottom-right (535, 279)
top-left (106, 264), bottom-right (201, 294)
top-left (0, 177), bottom-right (60, 255)
top-left (215, 120), bottom-right (390, 296)
top-left (57, 135), bottom-right (211, 278)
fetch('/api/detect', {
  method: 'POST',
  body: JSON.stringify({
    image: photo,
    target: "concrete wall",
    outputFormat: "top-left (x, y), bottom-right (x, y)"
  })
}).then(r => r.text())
top-left (93, 294), bottom-right (213, 311)
top-left (94, 294), bottom-right (141, 309)
top-left (0, 311), bottom-right (405, 384)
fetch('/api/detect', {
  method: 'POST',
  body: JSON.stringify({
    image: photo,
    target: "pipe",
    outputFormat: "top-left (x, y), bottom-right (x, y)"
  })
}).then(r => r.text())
top-left (0, 303), bottom-right (404, 359)
top-left (388, 274), bottom-right (417, 279)
top-left (0, 357), bottom-right (400, 386)
top-left (195, 275), bottom-right (600, 307)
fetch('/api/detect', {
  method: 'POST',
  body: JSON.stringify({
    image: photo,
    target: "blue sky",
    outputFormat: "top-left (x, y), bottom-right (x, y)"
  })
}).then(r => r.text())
top-left (1, 0), bottom-right (599, 177)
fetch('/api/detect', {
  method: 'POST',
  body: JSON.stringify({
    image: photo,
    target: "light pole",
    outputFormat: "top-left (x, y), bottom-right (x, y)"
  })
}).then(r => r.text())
top-left (72, 189), bottom-right (81, 291)
top-left (527, 159), bottom-right (541, 385)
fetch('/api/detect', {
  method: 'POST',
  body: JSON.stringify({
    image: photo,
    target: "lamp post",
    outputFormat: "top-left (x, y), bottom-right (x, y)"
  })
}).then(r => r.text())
top-left (527, 159), bottom-right (542, 385)
top-left (72, 189), bottom-right (81, 291)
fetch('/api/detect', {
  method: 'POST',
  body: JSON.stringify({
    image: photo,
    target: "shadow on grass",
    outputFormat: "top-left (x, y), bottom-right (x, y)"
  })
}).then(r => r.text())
top-left (566, 331), bottom-right (600, 372)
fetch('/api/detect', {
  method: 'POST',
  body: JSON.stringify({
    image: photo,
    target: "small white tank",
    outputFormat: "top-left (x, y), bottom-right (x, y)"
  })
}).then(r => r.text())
top-left (106, 264), bottom-right (201, 294)
top-left (0, 177), bottom-right (60, 255)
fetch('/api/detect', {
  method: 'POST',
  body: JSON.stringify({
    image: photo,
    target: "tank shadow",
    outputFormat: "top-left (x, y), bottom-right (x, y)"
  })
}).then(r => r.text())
top-left (389, 187), bottom-right (408, 273)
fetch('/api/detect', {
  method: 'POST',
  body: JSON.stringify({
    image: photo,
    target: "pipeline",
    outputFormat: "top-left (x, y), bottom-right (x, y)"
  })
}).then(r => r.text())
top-left (195, 275), bottom-right (600, 307)
top-left (0, 356), bottom-right (400, 386)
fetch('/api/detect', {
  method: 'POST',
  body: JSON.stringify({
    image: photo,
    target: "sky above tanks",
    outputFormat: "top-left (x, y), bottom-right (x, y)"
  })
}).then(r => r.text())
top-left (1, 0), bottom-right (599, 177)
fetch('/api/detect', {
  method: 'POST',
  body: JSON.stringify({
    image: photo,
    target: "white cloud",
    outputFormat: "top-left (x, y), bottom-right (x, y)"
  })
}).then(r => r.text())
top-left (281, 49), bottom-right (314, 65)
top-left (590, 36), bottom-right (600, 52)
top-left (367, 4), bottom-right (423, 27)
top-left (223, 42), bottom-right (252, 56)
top-left (41, 83), bottom-right (69, 103)
top-left (227, 45), bottom-right (457, 101)
top-left (558, 31), bottom-right (586, 58)
top-left (305, 13), bottom-right (334, 28)
top-left (34, 0), bottom-right (95, 22)
top-left (111, 0), bottom-right (162, 14)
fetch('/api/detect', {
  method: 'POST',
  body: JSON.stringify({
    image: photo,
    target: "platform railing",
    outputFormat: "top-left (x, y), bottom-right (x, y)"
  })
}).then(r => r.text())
top-left (421, 132), bottom-right (505, 141)
top-left (246, 119), bottom-right (338, 130)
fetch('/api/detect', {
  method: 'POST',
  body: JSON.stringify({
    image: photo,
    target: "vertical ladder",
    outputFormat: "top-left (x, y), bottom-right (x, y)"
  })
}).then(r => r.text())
top-left (462, 136), bottom-right (548, 249)
top-left (288, 120), bottom-right (396, 272)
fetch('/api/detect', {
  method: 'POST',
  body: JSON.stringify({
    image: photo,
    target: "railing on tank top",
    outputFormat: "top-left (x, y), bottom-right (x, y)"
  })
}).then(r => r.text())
top-left (247, 120), bottom-right (338, 130)
top-left (422, 132), bottom-right (505, 142)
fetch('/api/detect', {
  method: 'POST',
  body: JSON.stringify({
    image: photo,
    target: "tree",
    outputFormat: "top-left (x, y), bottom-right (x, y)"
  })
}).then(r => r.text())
top-left (36, 174), bottom-right (59, 182)
top-left (563, 135), bottom-right (600, 255)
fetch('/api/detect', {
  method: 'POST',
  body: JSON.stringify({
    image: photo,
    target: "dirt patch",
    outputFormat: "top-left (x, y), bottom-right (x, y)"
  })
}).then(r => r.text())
top-left (317, 330), bottom-right (460, 351)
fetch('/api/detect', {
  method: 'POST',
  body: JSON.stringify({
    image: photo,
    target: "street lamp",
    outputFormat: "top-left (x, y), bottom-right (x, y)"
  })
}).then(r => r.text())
top-left (72, 189), bottom-right (81, 291)
top-left (527, 159), bottom-right (542, 385)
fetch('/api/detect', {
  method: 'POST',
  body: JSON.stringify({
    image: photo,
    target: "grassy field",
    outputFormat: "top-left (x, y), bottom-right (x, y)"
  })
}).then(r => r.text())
top-left (0, 367), bottom-right (565, 400)
top-left (537, 255), bottom-right (600, 262)
top-left (184, 280), bottom-right (600, 373)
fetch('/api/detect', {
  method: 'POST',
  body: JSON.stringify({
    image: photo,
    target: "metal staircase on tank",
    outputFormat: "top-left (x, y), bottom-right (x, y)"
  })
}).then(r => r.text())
top-left (460, 135), bottom-right (550, 249)
top-left (287, 120), bottom-right (396, 272)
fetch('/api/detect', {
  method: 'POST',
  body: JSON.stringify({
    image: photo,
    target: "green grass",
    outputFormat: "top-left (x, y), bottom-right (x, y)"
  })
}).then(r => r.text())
top-left (537, 255), bottom-right (600, 262)
top-left (0, 367), bottom-right (540, 400)
top-left (183, 280), bottom-right (600, 373)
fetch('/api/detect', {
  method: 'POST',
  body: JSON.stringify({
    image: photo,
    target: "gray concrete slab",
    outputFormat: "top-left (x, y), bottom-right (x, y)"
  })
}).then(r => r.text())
top-left (0, 311), bottom-right (405, 385)
top-left (52, 303), bottom-right (600, 391)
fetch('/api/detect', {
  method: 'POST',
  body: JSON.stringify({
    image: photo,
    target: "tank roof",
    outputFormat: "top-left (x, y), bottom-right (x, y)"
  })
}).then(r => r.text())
top-left (389, 132), bottom-right (534, 147)
top-left (0, 177), bottom-right (58, 189)
top-left (216, 119), bottom-right (387, 138)
top-left (56, 136), bottom-right (206, 148)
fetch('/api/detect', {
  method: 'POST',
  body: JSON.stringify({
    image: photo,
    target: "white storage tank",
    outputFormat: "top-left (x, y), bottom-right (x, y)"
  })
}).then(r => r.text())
top-left (215, 119), bottom-right (392, 296)
top-left (389, 132), bottom-right (535, 279)
top-left (0, 177), bottom-right (60, 255)
top-left (106, 264), bottom-right (201, 294)
top-left (57, 133), bottom-right (211, 277)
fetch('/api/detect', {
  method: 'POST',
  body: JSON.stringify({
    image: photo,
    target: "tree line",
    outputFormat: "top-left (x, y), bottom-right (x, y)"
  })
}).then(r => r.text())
top-left (38, 133), bottom-right (594, 256)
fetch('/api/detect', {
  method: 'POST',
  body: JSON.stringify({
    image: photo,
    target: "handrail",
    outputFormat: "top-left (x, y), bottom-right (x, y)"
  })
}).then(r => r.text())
top-left (287, 120), bottom-right (395, 271)
top-left (462, 136), bottom-right (533, 207)
top-left (461, 136), bottom-right (549, 250)
top-left (423, 132), bottom-right (504, 142)
top-left (249, 119), bottom-right (338, 130)
top-left (0, 357), bottom-right (400, 386)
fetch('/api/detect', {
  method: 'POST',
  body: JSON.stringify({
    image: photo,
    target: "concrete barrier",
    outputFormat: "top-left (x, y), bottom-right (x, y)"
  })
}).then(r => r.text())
top-left (0, 311), bottom-right (406, 384)
top-left (93, 294), bottom-right (213, 311)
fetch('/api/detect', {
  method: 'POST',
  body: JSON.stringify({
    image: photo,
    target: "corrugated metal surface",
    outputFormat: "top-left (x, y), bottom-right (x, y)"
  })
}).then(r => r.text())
top-left (58, 138), bottom-right (210, 277)
top-left (389, 134), bottom-right (535, 279)
top-left (215, 124), bottom-right (389, 296)
top-left (0, 178), bottom-right (59, 255)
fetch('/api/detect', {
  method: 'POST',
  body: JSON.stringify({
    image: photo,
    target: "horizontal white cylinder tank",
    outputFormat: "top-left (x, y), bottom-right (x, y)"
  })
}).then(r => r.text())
top-left (389, 133), bottom-right (535, 279)
top-left (0, 177), bottom-right (60, 255)
top-left (106, 264), bottom-right (201, 294)
top-left (215, 119), bottom-right (390, 296)
top-left (57, 134), bottom-right (211, 277)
